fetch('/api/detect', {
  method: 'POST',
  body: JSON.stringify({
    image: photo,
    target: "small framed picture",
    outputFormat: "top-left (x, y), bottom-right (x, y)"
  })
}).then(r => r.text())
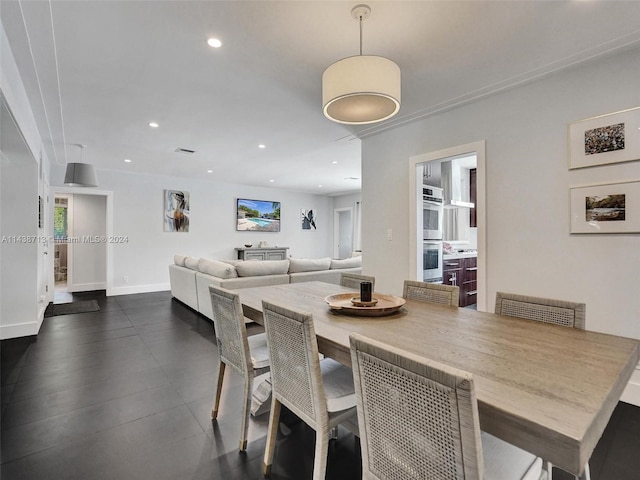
top-left (568, 107), bottom-right (640, 169)
top-left (570, 181), bottom-right (640, 234)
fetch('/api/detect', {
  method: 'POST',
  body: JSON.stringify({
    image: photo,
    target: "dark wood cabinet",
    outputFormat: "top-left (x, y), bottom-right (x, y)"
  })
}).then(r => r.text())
top-left (442, 256), bottom-right (477, 307)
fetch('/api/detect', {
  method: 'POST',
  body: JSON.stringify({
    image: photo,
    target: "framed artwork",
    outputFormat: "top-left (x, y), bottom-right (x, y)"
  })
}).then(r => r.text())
top-left (236, 198), bottom-right (280, 232)
top-left (164, 190), bottom-right (190, 232)
top-left (301, 209), bottom-right (317, 230)
top-left (569, 106), bottom-right (640, 169)
top-left (570, 181), bottom-right (640, 234)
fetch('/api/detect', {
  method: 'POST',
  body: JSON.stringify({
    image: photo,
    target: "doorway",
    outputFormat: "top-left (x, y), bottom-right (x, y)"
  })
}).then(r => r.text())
top-left (53, 196), bottom-right (70, 294)
top-left (409, 141), bottom-right (486, 311)
top-left (334, 207), bottom-right (353, 259)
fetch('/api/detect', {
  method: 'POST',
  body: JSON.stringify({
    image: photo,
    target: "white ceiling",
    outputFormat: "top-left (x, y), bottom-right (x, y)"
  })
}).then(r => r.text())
top-left (3, 1), bottom-right (640, 195)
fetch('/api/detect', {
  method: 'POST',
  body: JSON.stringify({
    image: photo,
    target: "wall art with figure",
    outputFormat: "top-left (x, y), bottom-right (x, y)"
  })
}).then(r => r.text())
top-left (301, 209), bottom-right (317, 230)
top-left (164, 190), bottom-right (190, 232)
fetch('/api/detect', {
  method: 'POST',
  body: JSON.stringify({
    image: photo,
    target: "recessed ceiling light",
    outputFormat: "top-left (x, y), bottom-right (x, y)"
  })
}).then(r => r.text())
top-left (332, 160), bottom-right (338, 164)
top-left (124, 159), bottom-right (132, 163)
top-left (207, 170), bottom-right (213, 173)
top-left (258, 144), bottom-right (266, 149)
top-left (269, 179), bottom-right (274, 183)
top-left (318, 184), bottom-right (323, 188)
top-left (149, 122), bottom-right (159, 128)
top-left (207, 38), bottom-right (222, 48)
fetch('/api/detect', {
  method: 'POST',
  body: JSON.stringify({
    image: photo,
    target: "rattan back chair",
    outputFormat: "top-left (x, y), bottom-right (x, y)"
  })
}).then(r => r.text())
top-left (261, 300), bottom-right (358, 480)
top-left (495, 291), bottom-right (588, 480)
top-left (403, 279), bottom-right (460, 307)
top-left (349, 333), bottom-right (543, 480)
top-left (495, 292), bottom-right (585, 329)
top-left (340, 273), bottom-right (375, 291)
top-left (209, 285), bottom-right (270, 452)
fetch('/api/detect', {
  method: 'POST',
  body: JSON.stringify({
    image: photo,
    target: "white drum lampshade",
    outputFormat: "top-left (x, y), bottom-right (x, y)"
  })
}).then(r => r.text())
top-left (322, 55), bottom-right (401, 125)
top-left (64, 163), bottom-right (98, 187)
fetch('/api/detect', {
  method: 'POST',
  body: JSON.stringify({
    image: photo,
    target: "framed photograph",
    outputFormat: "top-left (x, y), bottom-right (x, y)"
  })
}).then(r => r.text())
top-left (236, 198), bottom-right (280, 232)
top-left (164, 190), bottom-right (190, 232)
top-left (569, 106), bottom-right (640, 169)
top-left (570, 181), bottom-right (640, 234)
top-left (301, 209), bottom-right (317, 230)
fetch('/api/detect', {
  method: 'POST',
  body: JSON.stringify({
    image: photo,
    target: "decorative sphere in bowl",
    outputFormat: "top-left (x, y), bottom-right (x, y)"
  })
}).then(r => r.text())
top-left (244, 244), bottom-right (252, 248)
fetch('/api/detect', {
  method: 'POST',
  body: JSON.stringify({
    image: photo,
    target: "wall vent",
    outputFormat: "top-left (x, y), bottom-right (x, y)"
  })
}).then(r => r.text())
top-left (174, 147), bottom-right (196, 154)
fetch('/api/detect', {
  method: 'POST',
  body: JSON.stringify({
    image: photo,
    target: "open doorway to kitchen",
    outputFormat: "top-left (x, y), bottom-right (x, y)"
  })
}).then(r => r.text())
top-left (51, 191), bottom-right (108, 303)
top-left (409, 141), bottom-right (486, 311)
top-left (53, 196), bottom-right (70, 294)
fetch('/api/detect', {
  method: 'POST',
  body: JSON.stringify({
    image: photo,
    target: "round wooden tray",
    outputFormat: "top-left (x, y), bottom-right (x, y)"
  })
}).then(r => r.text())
top-left (324, 293), bottom-right (406, 317)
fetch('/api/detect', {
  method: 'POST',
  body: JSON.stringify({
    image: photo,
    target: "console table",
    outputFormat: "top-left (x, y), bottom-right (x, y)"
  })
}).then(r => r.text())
top-left (235, 247), bottom-right (289, 261)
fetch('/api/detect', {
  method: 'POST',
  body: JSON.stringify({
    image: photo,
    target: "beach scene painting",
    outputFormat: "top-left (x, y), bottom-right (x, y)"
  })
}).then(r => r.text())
top-left (586, 194), bottom-right (625, 222)
top-left (237, 198), bottom-right (280, 232)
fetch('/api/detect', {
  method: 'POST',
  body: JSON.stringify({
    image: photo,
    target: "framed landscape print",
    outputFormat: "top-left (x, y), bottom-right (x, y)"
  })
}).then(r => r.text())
top-left (570, 181), bottom-right (640, 234)
top-left (569, 107), bottom-right (640, 169)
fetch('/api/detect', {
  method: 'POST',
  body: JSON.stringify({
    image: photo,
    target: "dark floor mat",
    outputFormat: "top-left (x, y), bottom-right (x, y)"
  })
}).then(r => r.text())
top-left (44, 300), bottom-right (100, 317)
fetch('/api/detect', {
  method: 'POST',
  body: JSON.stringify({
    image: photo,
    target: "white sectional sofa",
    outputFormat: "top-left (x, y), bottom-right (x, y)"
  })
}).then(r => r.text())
top-left (169, 254), bottom-right (362, 321)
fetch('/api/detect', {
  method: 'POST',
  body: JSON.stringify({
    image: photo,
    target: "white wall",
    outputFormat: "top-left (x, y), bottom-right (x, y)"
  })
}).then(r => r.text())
top-left (50, 167), bottom-right (338, 295)
top-left (1, 23), bottom-right (51, 339)
top-left (361, 47), bottom-right (640, 404)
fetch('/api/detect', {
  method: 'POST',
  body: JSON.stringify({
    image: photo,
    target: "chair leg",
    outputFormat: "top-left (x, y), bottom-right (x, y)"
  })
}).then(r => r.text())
top-left (263, 398), bottom-right (281, 477)
top-left (312, 428), bottom-right (330, 480)
top-left (576, 463), bottom-right (590, 480)
top-left (211, 361), bottom-right (226, 419)
top-left (238, 376), bottom-right (252, 452)
top-left (545, 460), bottom-right (553, 480)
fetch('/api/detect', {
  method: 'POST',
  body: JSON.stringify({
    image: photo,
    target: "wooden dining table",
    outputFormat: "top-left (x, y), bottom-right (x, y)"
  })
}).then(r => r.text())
top-left (237, 281), bottom-right (639, 477)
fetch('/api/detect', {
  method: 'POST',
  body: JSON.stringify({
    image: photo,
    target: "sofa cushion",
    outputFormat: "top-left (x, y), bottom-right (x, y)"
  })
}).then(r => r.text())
top-left (184, 257), bottom-right (200, 270)
top-left (174, 254), bottom-right (188, 266)
top-left (197, 258), bottom-right (238, 279)
top-left (330, 256), bottom-right (362, 269)
top-left (235, 259), bottom-right (290, 277)
top-left (288, 257), bottom-right (331, 273)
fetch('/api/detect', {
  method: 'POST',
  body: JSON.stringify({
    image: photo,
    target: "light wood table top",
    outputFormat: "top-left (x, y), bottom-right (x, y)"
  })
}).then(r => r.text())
top-left (237, 281), bottom-right (639, 476)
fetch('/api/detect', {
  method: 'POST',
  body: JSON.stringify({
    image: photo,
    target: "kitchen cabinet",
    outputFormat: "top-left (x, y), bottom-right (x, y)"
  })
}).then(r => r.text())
top-left (443, 255), bottom-right (477, 307)
top-left (235, 247), bottom-right (288, 261)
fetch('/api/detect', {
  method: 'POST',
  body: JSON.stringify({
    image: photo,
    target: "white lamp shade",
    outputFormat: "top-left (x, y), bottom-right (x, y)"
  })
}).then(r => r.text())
top-left (64, 163), bottom-right (98, 187)
top-left (322, 55), bottom-right (401, 125)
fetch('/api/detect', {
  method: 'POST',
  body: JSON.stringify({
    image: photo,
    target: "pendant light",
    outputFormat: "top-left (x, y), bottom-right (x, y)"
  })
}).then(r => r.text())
top-left (322, 4), bottom-right (401, 125)
top-left (64, 144), bottom-right (98, 187)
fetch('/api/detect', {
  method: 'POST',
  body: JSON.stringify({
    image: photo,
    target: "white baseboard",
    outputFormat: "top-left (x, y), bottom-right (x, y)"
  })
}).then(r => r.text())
top-left (0, 319), bottom-right (40, 340)
top-left (67, 282), bottom-right (107, 293)
top-left (108, 283), bottom-right (170, 296)
top-left (621, 366), bottom-right (640, 407)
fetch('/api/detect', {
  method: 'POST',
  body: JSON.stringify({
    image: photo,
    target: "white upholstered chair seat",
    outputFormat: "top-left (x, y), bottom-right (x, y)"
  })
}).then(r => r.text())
top-left (319, 358), bottom-right (356, 412)
top-left (247, 333), bottom-right (270, 369)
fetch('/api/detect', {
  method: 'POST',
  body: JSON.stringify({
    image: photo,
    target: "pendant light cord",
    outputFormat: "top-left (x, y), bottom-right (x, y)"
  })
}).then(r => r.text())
top-left (359, 14), bottom-right (363, 56)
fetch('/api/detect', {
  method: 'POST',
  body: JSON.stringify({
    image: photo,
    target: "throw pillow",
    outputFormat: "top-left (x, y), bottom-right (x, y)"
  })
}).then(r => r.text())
top-left (198, 258), bottom-right (238, 279)
top-left (288, 257), bottom-right (331, 273)
top-left (184, 257), bottom-right (200, 270)
top-left (174, 254), bottom-right (188, 266)
top-left (330, 256), bottom-right (362, 269)
top-left (235, 259), bottom-right (290, 277)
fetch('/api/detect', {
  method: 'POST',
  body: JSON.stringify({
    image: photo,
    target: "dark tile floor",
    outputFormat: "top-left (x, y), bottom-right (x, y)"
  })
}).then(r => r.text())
top-left (1, 290), bottom-right (639, 479)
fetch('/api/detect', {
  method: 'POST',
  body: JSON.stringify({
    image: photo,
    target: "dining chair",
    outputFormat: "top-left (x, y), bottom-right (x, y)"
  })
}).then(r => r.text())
top-left (495, 291), bottom-right (588, 480)
top-left (261, 300), bottom-right (358, 480)
top-left (209, 285), bottom-right (270, 452)
top-left (349, 332), bottom-right (544, 480)
top-left (340, 272), bottom-right (375, 291)
top-left (403, 279), bottom-right (460, 306)
top-left (495, 291), bottom-right (585, 329)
